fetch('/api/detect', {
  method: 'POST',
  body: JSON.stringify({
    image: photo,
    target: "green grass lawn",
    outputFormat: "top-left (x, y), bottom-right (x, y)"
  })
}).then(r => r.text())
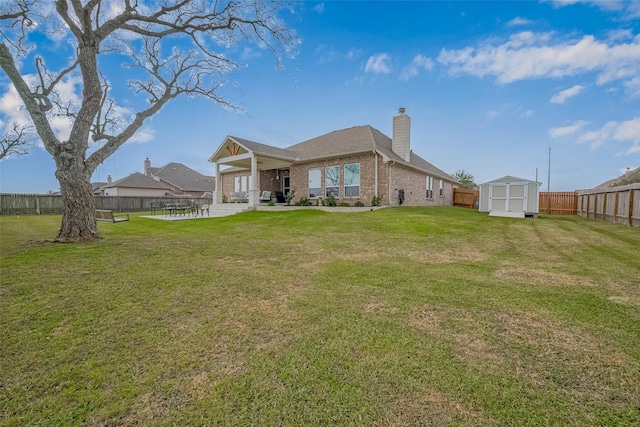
top-left (1, 207), bottom-right (639, 426)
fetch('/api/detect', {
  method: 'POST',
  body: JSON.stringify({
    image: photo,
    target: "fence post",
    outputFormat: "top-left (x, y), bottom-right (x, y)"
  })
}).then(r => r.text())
top-left (629, 189), bottom-right (634, 227)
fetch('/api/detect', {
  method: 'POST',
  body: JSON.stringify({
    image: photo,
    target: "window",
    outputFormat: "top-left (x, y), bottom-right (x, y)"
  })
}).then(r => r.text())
top-left (426, 176), bottom-right (434, 199)
top-left (344, 163), bottom-right (360, 197)
top-left (325, 165), bottom-right (340, 197)
top-left (309, 168), bottom-right (321, 198)
top-left (439, 180), bottom-right (444, 197)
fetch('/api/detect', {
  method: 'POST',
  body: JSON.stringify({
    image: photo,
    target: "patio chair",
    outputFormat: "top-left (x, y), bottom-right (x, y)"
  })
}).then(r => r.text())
top-left (259, 191), bottom-right (272, 203)
top-left (275, 191), bottom-right (286, 203)
top-left (200, 204), bottom-right (210, 216)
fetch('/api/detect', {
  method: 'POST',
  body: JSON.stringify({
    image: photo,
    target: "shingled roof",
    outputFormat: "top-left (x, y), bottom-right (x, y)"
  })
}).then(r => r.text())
top-left (104, 172), bottom-right (172, 189)
top-left (285, 125), bottom-right (456, 182)
top-left (149, 162), bottom-right (215, 192)
top-left (594, 167), bottom-right (640, 189)
top-left (228, 136), bottom-right (297, 159)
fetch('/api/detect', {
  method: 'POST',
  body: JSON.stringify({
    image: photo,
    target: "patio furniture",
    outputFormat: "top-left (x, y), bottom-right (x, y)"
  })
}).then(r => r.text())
top-left (200, 204), bottom-right (210, 216)
top-left (275, 191), bottom-right (286, 203)
top-left (259, 191), bottom-right (272, 203)
top-left (230, 192), bottom-right (248, 202)
top-left (96, 209), bottom-right (129, 223)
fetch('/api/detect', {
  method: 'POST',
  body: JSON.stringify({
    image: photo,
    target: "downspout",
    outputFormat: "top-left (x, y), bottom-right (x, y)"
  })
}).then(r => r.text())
top-left (388, 161), bottom-right (394, 206)
top-left (373, 150), bottom-right (379, 197)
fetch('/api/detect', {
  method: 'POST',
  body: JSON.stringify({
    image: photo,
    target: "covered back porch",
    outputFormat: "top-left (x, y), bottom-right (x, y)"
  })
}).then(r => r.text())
top-left (209, 136), bottom-right (296, 207)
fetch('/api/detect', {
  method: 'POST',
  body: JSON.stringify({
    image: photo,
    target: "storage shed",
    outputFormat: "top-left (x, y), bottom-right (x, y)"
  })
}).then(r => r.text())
top-left (479, 176), bottom-right (541, 218)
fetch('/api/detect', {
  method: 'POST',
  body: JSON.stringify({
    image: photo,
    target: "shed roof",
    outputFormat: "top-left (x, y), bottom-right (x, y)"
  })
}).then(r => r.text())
top-left (481, 175), bottom-right (541, 185)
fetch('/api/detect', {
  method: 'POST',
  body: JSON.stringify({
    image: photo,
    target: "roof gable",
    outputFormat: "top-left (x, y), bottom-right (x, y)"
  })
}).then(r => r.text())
top-left (209, 136), bottom-right (296, 163)
top-left (482, 176), bottom-right (540, 185)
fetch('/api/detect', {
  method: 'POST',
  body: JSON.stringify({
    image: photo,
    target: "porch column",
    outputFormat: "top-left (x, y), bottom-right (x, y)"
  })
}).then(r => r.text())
top-left (214, 162), bottom-right (221, 205)
top-left (249, 154), bottom-right (259, 206)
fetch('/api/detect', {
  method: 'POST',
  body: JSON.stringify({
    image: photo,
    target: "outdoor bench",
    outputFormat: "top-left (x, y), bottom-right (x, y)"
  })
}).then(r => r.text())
top-left (96, 209), bottom-right (129, 223)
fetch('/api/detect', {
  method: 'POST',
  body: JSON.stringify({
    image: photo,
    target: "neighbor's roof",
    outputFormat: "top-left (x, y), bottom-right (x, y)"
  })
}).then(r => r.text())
top-left (104, 172), bottom-right (172, 189)
top-left (594, 167), bottom-right (640, 189)
top-left (286, 125), bottom-right (457, 182)
top-left (151, 162), bottom-right (215, 192)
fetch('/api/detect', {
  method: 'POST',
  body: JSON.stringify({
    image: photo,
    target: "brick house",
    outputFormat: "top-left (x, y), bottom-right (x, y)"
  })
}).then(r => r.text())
top-left (209, 109), bottom-right (458, 207)
top-left (144, 159), bottom-right (215, 198)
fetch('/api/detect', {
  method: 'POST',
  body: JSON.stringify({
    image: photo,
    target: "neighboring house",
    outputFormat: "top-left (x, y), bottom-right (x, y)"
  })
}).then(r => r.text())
top-left (102, 172), bottom-right (172, 197)
top-left (209, 108), bottom-right (458, 207)
top-left (144, 159), bottom-right (215, 198)
top-left (91, 181), bottom-right (107, 195)
top-left (593, 167), bottom-right (640, 189)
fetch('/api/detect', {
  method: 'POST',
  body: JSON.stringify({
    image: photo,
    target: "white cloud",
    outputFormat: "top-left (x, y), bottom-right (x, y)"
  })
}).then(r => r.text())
top-left (128, 126), bottom-right (155, 143)
top-left (315, 44), bottom-right (361, 64)
top-left (486, 110), bottom-right (500, 119)
top-left (550, 84), bottom-right (585, 103)
top-left (0, 75), bottom-right (80, 142)
top-left (313, 3), bottom-right (325, 14)
top-left (507, 17), bottom-right (532, 26)
top-left (400, 54), bottom-right (434, 81)
top-left (549, 120), bottom-right (590, 138)
top-left (545, 0), bottom-right (624, 11)
top-left (365, 53), bottom-right (392, 74)
top-left (561, 118), bottom-right (640, 153)
top-left (437, 31), bottom-right (640, 95)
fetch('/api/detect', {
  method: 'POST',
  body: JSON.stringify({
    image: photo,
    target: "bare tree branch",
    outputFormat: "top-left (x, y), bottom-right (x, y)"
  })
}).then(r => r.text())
top-left (0, 122), bottom-right (34, 160)
top-left (0, 0), bottom-right (300, 242)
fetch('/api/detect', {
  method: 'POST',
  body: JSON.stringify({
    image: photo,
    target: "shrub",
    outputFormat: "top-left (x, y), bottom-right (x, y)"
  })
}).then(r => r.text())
top-left (222, 194), bottom-right (228, 203)
top-left (371, 195), bottom-right (383, 206)
top-left (267, 200), bottom-right (276, 206)
top-left (324, 195), bottom-right (337, 207)
top-left (354, 200), bottom-right (364, 207)
top-left (285, 190), bottom-right (295, 206)
top-left (338, 202), bottom-right (350, 207)
top-left (295, 197), bottom-right (313, 206)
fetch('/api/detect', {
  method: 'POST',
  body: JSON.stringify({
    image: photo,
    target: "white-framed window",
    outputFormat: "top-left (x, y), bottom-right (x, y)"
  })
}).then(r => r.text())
top-left (325, 165), bottom-right (340, 197)
top-left (234, 176), bottom-right (249, 192)
top-left (344, 163), bottom-right (360, 197)
top-left (426, 176), bottom-right (434, 199)
top-left (439, 180), bottom-right (444, 197)
top-left (309, 168), bottom-right (321, 198)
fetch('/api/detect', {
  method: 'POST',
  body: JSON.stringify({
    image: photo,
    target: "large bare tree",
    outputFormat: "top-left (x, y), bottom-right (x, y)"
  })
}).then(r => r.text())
top-left (0, 0), bottom-right (298, 242)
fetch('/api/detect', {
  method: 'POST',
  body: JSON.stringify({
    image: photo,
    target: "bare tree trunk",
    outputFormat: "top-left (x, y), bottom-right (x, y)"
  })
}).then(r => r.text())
top-left (54, 152), bottom-right (101, 243)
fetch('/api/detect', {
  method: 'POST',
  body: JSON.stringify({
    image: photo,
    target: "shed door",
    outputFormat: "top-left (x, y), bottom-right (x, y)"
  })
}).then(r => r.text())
top-left (508, 183), bottom-right (527, 212)
top-left (489, 184), bottom-right (507, 211)
top-left (489, 182), bottom-right (528, 212)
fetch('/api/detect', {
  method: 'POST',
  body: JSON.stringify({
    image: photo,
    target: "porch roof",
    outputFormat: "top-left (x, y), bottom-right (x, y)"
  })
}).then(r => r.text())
top-left (209, 136), bottom-right (296, 170)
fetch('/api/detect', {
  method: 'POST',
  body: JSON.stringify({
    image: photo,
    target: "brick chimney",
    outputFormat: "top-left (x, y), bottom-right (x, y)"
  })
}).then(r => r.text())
top-left (392, 108), bottom-right (411, 162)
top-left (144, 158), bottom-right (151, 176)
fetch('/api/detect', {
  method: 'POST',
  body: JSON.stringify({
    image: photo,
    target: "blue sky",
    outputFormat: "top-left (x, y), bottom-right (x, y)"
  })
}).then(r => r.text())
top-left (1, 0), bottom-right (640, 193)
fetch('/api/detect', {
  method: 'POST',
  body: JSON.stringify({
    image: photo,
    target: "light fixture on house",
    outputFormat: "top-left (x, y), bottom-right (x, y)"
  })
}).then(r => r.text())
top-left (276, 169), bottom-right (280, 180)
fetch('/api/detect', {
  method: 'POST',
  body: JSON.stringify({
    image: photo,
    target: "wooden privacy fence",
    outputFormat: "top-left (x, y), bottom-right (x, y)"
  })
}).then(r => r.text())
top-left (539, 191), bottom-right (578, 215)
top-left (0, 194), bottom-right (208, 215)
top-left (576, 184), bottom-right (640, 227)
top-left (453, 189), bottom-right (479, 208)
